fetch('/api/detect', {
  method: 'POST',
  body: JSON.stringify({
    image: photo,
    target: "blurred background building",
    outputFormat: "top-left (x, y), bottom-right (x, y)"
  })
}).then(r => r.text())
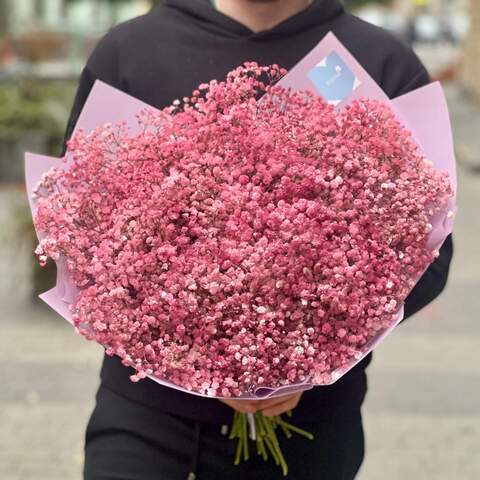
top-left (0, 1), bottom-right (479, 479)
top-left (0, 0), bottom-right (474, 182)
top-left (0, 0), bottom-right (151, 79)
top-left (0, 0), bottom-right (476, 177)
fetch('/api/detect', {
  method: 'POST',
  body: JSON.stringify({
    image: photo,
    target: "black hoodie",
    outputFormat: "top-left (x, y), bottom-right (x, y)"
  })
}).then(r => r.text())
top-left (63, 0), bottom-right (453, 424)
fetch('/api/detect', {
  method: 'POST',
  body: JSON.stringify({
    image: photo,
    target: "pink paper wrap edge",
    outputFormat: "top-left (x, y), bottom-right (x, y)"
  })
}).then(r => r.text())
top-left (24, 32), bottom-right (456, 399)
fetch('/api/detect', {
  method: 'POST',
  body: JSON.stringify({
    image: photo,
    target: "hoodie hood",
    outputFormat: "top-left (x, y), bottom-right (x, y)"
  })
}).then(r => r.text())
top-left (162, 0), bottom-right (345, 39)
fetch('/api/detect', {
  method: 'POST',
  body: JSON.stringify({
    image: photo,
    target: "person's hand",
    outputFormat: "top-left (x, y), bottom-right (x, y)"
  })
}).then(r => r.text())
top-left (219, 391), bottom-right (303, 417)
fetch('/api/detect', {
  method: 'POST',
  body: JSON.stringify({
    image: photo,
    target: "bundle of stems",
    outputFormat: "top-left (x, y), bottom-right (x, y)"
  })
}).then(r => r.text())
top-left (228, 410), bottom-right (315, 476)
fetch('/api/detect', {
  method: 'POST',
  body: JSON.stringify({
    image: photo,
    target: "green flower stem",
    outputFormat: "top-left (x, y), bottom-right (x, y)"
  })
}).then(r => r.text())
top-left (279, 420), bottom-right (292, 439)
top-left (229, 411), bottom-right (239, 440)
top-left (228, 409), bottom-right (314, 477)
top-left (242, 412), bottom-right (249, 461)
top-left (255, 412), bottom-right (265, 436)
top-left (276, 417), bottom-right (315, 440)
top-left (228, 411), bottom-right (241, 440)
top-left (234, 429), bottom-right (243, 466)
top-left (257, 433), bottom-right (267, 460)
top-left (264, 435), bottom-right (281, 466)
top-left (254, 414), bottom-right (268, 461)
top-left (258, 414), bottom-right (288, 476)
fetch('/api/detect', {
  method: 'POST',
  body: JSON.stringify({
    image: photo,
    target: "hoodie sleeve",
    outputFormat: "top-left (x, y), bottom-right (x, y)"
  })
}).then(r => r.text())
top-left (388, 53), bottom-right (454, 323)
top-left (61, 29), bottom-right (122, 156)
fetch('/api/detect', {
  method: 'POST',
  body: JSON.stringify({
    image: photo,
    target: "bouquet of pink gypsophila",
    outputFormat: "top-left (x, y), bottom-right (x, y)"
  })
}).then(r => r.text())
top-left (31, 63), bottom-right (453, 474)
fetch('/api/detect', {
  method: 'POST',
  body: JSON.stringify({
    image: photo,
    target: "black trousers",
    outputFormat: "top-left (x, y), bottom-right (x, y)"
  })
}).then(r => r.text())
top-left (84, 385), bottom-right (365, 480)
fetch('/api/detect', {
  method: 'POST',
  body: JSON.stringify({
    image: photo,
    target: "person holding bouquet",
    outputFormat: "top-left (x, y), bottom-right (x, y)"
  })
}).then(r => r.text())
top-left (59, 1), bottom-right (453, 479)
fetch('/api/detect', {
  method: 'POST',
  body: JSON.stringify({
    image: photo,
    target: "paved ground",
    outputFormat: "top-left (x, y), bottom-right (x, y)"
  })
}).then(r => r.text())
top-left (0, 84), bottom-right (479, 480)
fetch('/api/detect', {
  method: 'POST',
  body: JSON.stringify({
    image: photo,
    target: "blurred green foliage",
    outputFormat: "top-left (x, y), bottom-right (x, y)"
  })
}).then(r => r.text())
top-left (0, 81), bottom-right (72, 144)
top-left (0, 185), bottom-right (57, 302)
top-left (344, 0), bottom-right (393, 9)
top-left (0, 89), bottom-right (52, 141)
top-left (0, 81), bottom-right (74, 299)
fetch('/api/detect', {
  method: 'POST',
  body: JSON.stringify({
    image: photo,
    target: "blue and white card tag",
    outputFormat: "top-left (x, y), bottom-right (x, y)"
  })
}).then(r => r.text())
top-left (307, 51), bottom-right (361, 106)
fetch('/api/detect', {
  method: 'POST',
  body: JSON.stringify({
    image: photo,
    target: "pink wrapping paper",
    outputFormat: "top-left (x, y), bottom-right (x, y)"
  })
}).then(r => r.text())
top-left (25, 33), bottom-right (456, 399)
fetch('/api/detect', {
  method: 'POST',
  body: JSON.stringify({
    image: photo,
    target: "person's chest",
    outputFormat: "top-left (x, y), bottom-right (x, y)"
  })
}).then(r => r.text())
top-left (117, 19), bottom-right (387, 110)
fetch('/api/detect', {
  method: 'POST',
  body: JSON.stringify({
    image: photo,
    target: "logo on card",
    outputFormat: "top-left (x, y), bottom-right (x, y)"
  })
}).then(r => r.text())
top-left (307, 51), bottom-right (361, 105)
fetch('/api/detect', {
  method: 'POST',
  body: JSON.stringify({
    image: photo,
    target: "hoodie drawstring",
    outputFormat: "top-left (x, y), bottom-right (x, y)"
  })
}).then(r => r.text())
top-left (186, 420), bottom-right (202, 480)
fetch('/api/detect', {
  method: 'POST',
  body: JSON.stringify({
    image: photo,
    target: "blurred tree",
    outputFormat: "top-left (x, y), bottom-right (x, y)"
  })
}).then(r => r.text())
top-left (0, 0), bottom-right (9, 38)
top-left (344, 0), bottom-right (393, 9)
top-left (0, 85), bottom-right (53, 142)
top-left (0, 81), bottom-right (73, 180)
top-left (0, 81), bottom-right (73, 299)
top-left (1, 185), bottom-right (57, 302)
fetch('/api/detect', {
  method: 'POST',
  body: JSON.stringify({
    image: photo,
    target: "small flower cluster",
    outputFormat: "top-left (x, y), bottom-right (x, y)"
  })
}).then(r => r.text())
top-left (33, 63), bottom-right (452, 396)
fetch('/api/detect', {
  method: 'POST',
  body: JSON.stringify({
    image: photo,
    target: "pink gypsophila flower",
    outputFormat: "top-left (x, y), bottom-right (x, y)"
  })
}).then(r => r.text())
top-left (33, 63), bottom-right (453, 396)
